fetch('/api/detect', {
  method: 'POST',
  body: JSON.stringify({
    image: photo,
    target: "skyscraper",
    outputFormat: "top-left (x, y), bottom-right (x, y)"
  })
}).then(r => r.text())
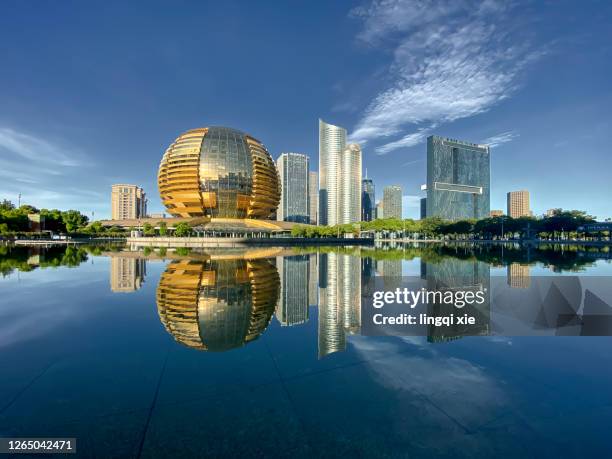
top-left (339, 143), bottom-right (362, 224)
top-left (309, 171), bottom-right (318, 225)
top-left (426, 135), bottom-right (490, 220)
top-left (319, 119), bottom-right (346, 226)
top-left (111, 184), bottom-right (147, 220)
top-left (362, 177), bottom-right (375, 222)
top-left (507, 190), bottom-right (530, 218)
top-left (276, 153), bottom-right (309, 223)
top-left (383, 185), bottom-right (402, 219)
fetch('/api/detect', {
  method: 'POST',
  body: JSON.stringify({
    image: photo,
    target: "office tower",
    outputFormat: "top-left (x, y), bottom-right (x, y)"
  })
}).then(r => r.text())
top-left (362, 177), bottom-right (375, 222)
top-left (426, 135), bottom-right (490, 220)
top-left (276, 255), bottom-right (309, 326)
top-left (507, 190), bottom-right (530, 218)
top-left (507, 263), bottom-right (530, 289)
top-left (490, 210), bottom-right (504, 217)
top-left (339, 143), bottom-right (362, 224)
top-left (319, 119), bottom-right (346, 225)
top-left (110, 257), bottom-right (146, 292)
top-left (276, 153), bottom-right (309, 223)
top-left (420, 198), bottom-right (427, 219)
top-left (309, 171), bottom-right (318, 225)
top-left (383, 185), bottom-right (402, 219)
top-left (375, 201), bottom-right (384, 219)
top-left (111, 184), bottom-right (147, 220)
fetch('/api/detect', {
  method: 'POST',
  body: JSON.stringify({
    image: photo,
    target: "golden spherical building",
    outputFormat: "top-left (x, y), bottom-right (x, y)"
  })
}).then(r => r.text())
top-left (158, 126), bottom-right (281, 219)
top-left (156, 257), bottom-right (279, 352)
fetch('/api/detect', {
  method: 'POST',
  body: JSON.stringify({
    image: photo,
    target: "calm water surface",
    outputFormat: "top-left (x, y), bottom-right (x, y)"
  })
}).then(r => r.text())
top-left (1, 243), bottom-right (611, 458)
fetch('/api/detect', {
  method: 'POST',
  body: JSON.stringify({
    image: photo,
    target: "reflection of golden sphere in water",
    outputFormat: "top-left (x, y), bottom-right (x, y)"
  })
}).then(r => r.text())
top-left (156, 257), bottom-right (279, 351)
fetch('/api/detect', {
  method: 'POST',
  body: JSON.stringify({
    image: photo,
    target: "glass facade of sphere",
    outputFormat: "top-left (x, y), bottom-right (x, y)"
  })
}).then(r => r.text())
top-left (158, 126), bottom-right (280, 219)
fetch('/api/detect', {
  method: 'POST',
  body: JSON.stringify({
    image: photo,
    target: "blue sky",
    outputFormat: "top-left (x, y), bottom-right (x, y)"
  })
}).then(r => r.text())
top-left (1, 0), bottom-right (611, 220)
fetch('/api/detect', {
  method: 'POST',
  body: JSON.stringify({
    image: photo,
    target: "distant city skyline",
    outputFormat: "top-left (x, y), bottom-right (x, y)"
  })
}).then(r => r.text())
top-left (1, 1), bottom-right (611, 220)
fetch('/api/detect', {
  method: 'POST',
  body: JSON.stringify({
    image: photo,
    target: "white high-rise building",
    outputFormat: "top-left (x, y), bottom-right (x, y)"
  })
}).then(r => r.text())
top-left (319, 119), bottom-right (346, 226)
top-left (318, 119), bottom-right (361, 225)
top-left (339, 144), bottom-right (362, 224)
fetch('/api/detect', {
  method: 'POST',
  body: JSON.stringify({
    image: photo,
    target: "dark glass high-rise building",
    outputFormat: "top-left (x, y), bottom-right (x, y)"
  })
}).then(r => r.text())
top-left (361, 178), bottom-right (375, 221)
top-left (276, 153), bottom-right (309, 223)
top-left (426, 135), bottom-right (490, 220)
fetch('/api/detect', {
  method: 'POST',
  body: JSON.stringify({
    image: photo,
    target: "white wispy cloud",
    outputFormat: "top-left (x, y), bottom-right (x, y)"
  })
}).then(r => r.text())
top-left (401, 158), bottom-right (424, 167)
top-left (0, 127), bottom-right (83, 167)
top-left (481, 130), bottom-right (519, 148)
top-left (348, 0), bottom-right (542, 154)
top-left (0, 127), bottom-right (102, 212)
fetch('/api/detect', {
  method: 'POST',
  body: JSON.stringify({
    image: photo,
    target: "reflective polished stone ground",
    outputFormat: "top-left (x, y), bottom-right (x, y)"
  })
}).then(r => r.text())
top-left (0, 244), bottom-right (611, 458)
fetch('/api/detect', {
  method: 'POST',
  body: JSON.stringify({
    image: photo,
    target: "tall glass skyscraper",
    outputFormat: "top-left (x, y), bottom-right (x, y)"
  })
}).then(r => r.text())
top-left (362, 177), bottom-right (375, 221)
top-left (426, 135), bottom-right (490, 220)
top-left (339, 143), bottom-right (362, 224)
top-left (319, 119), bottom-right (346, 226)
top-left (276, 153), bottom-right (309, 223)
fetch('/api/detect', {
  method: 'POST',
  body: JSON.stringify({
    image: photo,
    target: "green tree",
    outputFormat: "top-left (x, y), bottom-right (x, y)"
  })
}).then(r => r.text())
top-left (158, 221), bottom-right (168, 236)
top-left (142, 222), bottom-right (155, 236)
top-left (62, 210), bottom-right (88, 233)
top-left (0, 199), bottom-right (15, 211)
top-left (174, 222), bottom-right (192, 237)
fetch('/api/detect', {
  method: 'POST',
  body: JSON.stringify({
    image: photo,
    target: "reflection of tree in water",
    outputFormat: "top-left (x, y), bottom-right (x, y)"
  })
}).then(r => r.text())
top-left (156, 257), bottom-right (279, 352)
top-left (0, 244), bottom-right (99, 276)
top-left (360, 243), bottom-right (605, 272)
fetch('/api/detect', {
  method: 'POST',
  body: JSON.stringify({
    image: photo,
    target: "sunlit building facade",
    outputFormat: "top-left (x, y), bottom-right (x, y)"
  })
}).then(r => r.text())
top-left (276, 153), bottom-right (309, 223)
top-left (339, 143), bottom-right (362, 224)
top-left (507, 190), bottom-right (530, 218)
top-left (319, 119), bottom-right (346, 226)
top-left (426, 136), bottom-right (490, 220)
top-left (111, 184), bottom-right (147, 220)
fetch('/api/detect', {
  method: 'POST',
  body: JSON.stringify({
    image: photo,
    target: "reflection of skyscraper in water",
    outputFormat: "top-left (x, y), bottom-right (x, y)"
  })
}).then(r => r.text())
top-left (507, 263), bottom-right (530, 289)
top-left (276, 255), bottom-right (309, 326)
top-left (422, 257), bottom-right (490, 342)
top-left (156, 257), bottom-right (279, 351)
top-left (318, 251), bottom-right (361, 358)
top-left (308, 253), bottom-right (318, 307)
top-left (378, 259), bottom-right (402, 292)
top-left (110, 257), bottom-right (146, 292)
